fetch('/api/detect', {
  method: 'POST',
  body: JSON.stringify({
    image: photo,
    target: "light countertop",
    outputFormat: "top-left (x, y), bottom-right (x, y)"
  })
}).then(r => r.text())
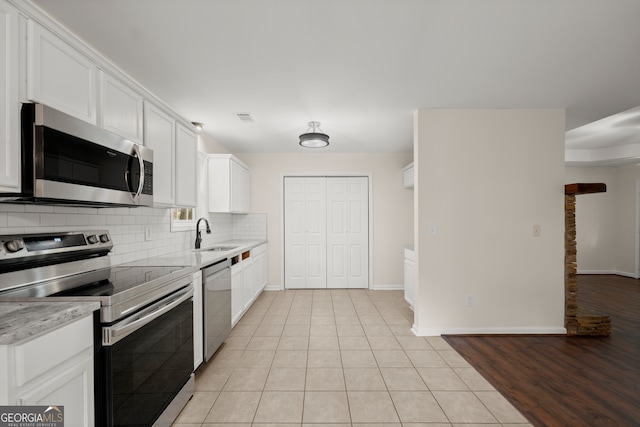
top-left (0, 240), bottom-right (266, 345)
top-left (120, 239), bottom-right (267, 271)
top-left (0, 301), bottom-right (99, 346)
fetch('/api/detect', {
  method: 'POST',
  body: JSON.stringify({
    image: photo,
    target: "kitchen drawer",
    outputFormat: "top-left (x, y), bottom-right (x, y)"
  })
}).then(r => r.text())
top-left (252, 244), bottom-right (266, 256)
top-left (14, 315), bottom-right (93, 386)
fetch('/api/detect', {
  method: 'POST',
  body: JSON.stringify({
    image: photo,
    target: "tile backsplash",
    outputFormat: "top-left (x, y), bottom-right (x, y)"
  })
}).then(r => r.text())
top-left (0, 205), bottom-right (266, 265)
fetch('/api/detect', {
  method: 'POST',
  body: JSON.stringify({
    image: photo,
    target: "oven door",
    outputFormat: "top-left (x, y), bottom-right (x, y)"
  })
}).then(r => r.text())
top-left (99, 286), bottom-right (194, 427)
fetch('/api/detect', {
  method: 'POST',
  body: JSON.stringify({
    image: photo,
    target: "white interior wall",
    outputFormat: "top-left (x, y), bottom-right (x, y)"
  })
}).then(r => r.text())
top-left (564, 166), bottom-right (618, 273)
top-left (414, 109), bottom-right (566, 335)
top-left (564, 163), bottom-right (640, 277)
top-left (236, 152), bottom-right (414, 289)
top-left (613, 163), bottom-right (640, 276)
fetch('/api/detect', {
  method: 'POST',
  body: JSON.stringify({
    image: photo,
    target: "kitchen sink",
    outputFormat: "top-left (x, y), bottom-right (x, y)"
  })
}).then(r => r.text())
top-left (195, 245), bottom-right (238, 252)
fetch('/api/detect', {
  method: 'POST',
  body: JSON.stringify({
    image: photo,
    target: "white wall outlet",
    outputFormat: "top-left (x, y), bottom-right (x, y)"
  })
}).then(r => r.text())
top-left (429, 224), bottom-right (438, 236)
top-left (466, 294), bottom-right (474, 307)
top-left (533, 224), bottom-right (541, 237)
top-left (145, 225), bottom-right (153, 241)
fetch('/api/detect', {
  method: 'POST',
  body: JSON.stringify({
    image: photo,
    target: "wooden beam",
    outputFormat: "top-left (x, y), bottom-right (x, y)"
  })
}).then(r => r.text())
top-left (565, 183), bottom-right (606, 195)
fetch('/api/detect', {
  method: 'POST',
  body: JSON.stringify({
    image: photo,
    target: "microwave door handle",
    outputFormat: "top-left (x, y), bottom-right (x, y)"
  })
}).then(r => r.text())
top-left (130, 144), bottom-right (145, 203)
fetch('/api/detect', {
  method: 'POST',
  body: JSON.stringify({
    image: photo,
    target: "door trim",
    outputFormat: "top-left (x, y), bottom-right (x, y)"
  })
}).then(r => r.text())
top-left (280, 173), bottom-right (373, 290)
top-left (636, 178), bottom-right (640, 279)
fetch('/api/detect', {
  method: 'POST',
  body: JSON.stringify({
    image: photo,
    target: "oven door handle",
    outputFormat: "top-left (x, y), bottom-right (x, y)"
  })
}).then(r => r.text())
top-left (102, 286), bottom-right (193, 346)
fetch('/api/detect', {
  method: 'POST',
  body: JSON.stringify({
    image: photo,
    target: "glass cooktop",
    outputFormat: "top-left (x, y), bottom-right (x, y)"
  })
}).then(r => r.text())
top-left (55, 265), bottom-right (189, 297)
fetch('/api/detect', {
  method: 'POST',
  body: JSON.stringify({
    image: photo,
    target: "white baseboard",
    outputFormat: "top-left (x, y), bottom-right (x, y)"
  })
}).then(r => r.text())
top-left (411, 326), bottom-right (567, 336)
top-left (614, 270), bottom-right (639, 279)
top-left (577, 269), bottom-right (639, 279)
top-left (371, 284), bottom-right (404, 291)
top-left (264, 284), bottom-right (282, 291)
top-left (578, 269), bottom-right (616, 275)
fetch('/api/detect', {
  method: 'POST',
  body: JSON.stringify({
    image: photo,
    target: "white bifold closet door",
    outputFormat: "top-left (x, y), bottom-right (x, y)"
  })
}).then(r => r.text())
top-left (284, 177), bottom-right (327, 289)
top-left (284, 176), bottom-right (368, 289)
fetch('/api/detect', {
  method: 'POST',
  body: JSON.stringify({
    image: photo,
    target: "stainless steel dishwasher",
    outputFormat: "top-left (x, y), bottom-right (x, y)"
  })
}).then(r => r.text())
top-left (202, 258), bottom-right (232, 361)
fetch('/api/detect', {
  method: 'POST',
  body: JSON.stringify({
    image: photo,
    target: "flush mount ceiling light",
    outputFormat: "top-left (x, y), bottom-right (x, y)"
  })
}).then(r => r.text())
top-left (299, 121), bottom-right (330, 148)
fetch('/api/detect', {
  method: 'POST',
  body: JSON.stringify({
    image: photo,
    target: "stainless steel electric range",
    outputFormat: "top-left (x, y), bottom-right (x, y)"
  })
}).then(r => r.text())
top-left (0, 230), bottom-right (195, 427)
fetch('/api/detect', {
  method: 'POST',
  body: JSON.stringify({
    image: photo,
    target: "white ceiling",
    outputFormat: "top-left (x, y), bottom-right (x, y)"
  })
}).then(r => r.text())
top-left (32, 0), bottom-right (640, 159)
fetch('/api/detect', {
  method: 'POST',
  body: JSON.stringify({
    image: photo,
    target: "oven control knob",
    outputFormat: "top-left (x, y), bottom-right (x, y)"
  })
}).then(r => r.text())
top-left (87, 234), bottom-right (99, 244)
top-left (99, 234), bottom-right (110, 243)
top-left (4, 239), bottom-right (24, 253)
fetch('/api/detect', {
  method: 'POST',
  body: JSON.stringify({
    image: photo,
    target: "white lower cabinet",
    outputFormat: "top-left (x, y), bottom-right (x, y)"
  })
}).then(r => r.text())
top-left (231, 261), bottom-right (244, 326)
top-left (231, 244), bottom-right (268, 326)
top-left (0, 315), bottom-right (95, 427)
top-left (242, 254), bottom-right (255, 311)
top-left (404, 247), bottom-right (415, 310)
top-left (192, 271), bottom-right (203, 370)
top-left (252, 244), bottom-right (267, 300)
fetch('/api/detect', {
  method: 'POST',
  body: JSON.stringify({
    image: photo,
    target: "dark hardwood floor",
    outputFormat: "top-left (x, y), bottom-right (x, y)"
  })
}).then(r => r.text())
top-left (445, 274), bottom-right (640, 427)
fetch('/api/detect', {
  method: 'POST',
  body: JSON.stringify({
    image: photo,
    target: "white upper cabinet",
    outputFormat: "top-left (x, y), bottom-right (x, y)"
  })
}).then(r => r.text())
top-left (97, 70), bottom-right (143, 143)
top-left (27, 20), bottom-right (96, 124)
top-left (4, 2), bottom-right (198, 204)
top-left (175, 123), bottom-right (198, 207)
top-left (208, 154), bottom-right (250, 214)
top-left (144, 101), bottom-right (175, 206)
top-left (403, 162), bottom-right (414, 189)
top-left (0, 0), bottom-right (20, 192)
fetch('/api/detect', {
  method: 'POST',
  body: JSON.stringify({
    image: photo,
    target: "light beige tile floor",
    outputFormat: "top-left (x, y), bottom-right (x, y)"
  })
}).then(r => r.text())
top-left (172, 289), bottom-right (532, 427)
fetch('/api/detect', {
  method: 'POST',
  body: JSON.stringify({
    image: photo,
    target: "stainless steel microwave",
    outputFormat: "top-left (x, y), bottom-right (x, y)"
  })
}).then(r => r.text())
top-left (0, 103), bottom-right (153, 207)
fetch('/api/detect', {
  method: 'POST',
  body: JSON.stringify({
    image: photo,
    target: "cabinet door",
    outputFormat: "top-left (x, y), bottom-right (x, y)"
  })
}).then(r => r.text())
top-left (284, 177), bottom-right (327, 289)
top-left (208, 155), bottom-right (250, 213)
top-left (98, 70), bottom-right (143, 142)
top-left (12, 315), bottom-right (94, 427)
top-left (18, 349), bottom-right (94, 427)
top-left (403, 163), bottom-right (414, 189)
top-left (326, 177), bottom-right (369, 289)
top-left (175, 123), bottom-right (198, 207)
top-left (192, 271), bottom-right (203, 370)
top-left (230, 160), bottom-right (250, 213)
top-left (27, 20), bottom-right (96, 123)
top-left (231, 264), bottom-right (243, 326)
top-left (253, 246), bottom-right (267, 297)
top-left (242, 256), bottom-right (254, 310)
top-left (208, 156), bottom-right (231, 212)
top-left (144, 101), bottom-right (175, 206)
top-left (404, 253), bottom-right (414, 309)
top-left (0, 1), bottom-right (20, 192)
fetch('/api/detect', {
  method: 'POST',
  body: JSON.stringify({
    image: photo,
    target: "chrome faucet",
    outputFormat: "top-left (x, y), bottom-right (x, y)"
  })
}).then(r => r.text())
top-left (195, 217), bottom-right (211, 249)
